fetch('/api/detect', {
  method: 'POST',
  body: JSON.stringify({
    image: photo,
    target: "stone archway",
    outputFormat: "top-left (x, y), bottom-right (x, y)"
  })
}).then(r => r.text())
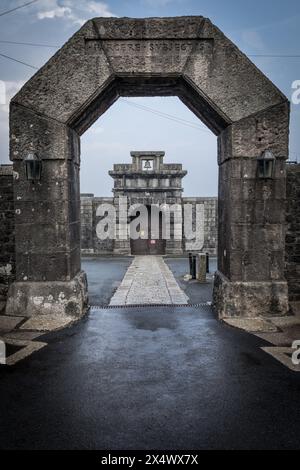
top-left (6, 16), bottom-right (290, 318)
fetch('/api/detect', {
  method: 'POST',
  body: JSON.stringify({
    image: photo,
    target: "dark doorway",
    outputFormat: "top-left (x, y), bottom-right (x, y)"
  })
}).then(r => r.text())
top-left (130, 206), bottom-right (166, 255)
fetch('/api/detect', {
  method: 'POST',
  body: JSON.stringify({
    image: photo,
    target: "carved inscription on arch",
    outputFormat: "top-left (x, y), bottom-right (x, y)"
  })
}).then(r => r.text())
top-left (85, 38), bottom-right (214, 71)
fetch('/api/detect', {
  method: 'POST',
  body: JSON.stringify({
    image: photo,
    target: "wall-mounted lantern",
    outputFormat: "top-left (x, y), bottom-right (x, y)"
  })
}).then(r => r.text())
top-left (24, 153), bottom-right (42, 182)
top-left (257, 150), bottom-right (275, 179)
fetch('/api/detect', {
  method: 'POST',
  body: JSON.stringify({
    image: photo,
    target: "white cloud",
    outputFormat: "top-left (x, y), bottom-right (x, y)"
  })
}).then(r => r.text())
top-left (86, 1), bottom-right (118, 17)
top-left (35, 0), bottom-right (73, 22)
top-left (36, 1), bottom-right (118, 25)
top-left (142, 0), bottom-right (178, 5)
top-left (38, 6), bottom-right (71, 20)
top-left (0, 81), bottom-right (25, 165)
top-left (0, 80), bottom-right (25, 114)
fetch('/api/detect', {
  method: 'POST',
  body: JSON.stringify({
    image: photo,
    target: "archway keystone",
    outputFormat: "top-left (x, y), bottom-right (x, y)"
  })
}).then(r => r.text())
top-left (6, 16), bottom-right (289, 318)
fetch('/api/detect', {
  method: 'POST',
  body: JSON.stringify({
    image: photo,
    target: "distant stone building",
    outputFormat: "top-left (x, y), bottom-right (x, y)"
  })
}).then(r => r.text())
top-left (80, 151), bottom-right (218, 256)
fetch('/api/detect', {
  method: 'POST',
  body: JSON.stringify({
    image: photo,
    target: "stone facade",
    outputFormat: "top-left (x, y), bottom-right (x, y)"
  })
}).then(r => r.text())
top-left (285, 163), bottom-right (300, 302)
top-left (183, 197), bottom-right (217, 254)
top-left (0, 165), bottom-right (15, 311)
top-left (81, 196), bottom-right (114, 254)
top-left (80, 152), bottom-right (218, 256)
top-left (111, 151), bottom-right (186, 255)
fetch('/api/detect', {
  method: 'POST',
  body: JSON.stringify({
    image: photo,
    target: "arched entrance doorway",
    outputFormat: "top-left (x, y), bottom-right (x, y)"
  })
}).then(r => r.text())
top-left (6, 16), bottom-right (289, 318)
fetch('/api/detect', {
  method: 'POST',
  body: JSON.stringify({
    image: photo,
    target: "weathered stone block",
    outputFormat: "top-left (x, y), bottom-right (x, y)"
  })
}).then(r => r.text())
top-left (10, 104), bottom-right (71, 162)
top-left (213, 271), bottom-right (289, 318)
top-left (5, 271), bottom-right (88, 317)
top-left (15, 252), bottom-right (72, 282)
top-left (230, 102), bottom-right (290, 159)
top-left (15, 223), bottom-right (70, 254)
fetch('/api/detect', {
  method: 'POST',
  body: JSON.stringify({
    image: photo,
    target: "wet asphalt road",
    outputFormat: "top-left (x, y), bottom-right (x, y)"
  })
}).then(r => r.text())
top-left (81, 257), bottom-right (132, 306)
top-left (0, 304), bottom-right (300, 450)
top-left (165, 257), bottom-right (217, 304)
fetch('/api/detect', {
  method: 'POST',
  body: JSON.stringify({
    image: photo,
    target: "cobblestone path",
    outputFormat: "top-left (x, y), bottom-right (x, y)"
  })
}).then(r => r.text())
top-left (109, 256), bottom-right (189, 306)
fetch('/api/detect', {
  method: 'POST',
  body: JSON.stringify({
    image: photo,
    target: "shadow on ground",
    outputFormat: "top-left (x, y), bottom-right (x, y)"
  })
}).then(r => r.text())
top-left (0, 304), bottom-right (300, 450)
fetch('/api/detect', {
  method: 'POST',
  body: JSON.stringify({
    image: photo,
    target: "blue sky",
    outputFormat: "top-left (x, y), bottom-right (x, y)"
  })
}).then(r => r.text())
top-left (0, 0), bottom-right (299, 196)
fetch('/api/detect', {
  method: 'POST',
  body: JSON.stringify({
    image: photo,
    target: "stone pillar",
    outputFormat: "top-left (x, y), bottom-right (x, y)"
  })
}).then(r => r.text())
top-left (0, 165), bottom-right (15, 311)
top-left (213, 103), bottom-right (289, 318)
top-left (5, 105), bottom-right (88, 317)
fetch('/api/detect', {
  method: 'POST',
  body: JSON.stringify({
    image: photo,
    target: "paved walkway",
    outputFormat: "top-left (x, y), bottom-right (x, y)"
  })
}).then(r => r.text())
top-left (109, 256), bottom-right (189, 306)
top-left (1, 304), bottom-right (300, 449)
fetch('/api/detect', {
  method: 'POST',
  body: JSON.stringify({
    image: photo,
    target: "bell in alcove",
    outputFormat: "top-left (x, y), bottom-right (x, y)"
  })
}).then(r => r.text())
top-left (144, 160), bottom-right (152, 170)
